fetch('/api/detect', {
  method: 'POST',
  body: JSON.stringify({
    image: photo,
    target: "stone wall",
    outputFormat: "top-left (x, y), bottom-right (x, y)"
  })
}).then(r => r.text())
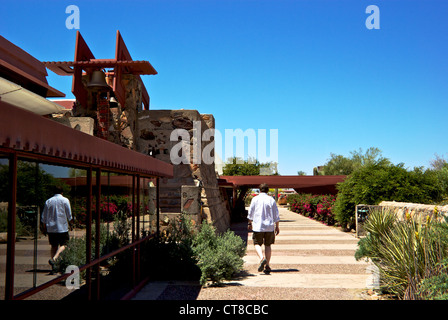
top-left (379, 201), bottom-right (448, 223)
top-left (138, 109), bottom-right (231, 232)
top-left (51, 113), bottom-right (94, 135)
top-left (356, 201), bottom-right (448, 237)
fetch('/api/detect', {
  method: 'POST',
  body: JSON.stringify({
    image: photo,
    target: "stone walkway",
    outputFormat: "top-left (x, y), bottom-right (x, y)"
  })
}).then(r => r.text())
top-left (132, 207), bottom-right (372, 300)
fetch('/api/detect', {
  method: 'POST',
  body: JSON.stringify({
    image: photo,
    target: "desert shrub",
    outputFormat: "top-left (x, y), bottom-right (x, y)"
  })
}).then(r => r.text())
top-left (356, 208), bottom-right (448, 299)
top-left (192, 222), bottom-right (246, 286)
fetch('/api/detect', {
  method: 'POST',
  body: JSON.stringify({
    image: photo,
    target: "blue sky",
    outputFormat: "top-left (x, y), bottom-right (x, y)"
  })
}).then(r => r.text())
top-left (2, 0), bottom-right (447, 175)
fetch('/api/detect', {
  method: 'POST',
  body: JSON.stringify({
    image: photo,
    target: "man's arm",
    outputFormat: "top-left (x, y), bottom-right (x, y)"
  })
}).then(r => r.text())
top-left (40, 203), bottom-right (48, 235)
top-left (247, 198), bottom-right (255, 231)
top-left (275, 221), bottom-right (280, 235)
top-left (64, 199), bottom-right (74, 230)
top-left (247, 207), bottom-right (253, 231)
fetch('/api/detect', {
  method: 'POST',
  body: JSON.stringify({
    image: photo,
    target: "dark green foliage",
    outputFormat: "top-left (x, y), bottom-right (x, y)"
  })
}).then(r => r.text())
top-left (417, 259), bottom-right (448, 300)
top-left (334, 162), bottom-right (445, 230)
top-left (142, 215), bottom-right (200, 281)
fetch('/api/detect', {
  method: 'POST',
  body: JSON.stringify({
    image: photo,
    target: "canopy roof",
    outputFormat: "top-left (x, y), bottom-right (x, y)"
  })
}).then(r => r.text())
top-left (219, 175), bottom-right (346, 195)
top-left (0, 35), bottom-right (65, 98)
top-left (0, 100), bottom-right (173, 178)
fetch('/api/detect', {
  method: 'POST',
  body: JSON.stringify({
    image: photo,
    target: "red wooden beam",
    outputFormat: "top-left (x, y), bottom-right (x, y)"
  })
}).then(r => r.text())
top-left (72, 31), bottom-right (95, 109)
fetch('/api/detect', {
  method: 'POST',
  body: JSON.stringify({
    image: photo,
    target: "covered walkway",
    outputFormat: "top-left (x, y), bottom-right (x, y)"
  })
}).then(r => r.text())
top-left (218, 175), bottom-right (346, 219)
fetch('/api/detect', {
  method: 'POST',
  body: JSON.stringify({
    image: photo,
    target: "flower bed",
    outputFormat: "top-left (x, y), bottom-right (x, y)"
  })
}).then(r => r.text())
top-left (287, 193), bottom-right (336, 226)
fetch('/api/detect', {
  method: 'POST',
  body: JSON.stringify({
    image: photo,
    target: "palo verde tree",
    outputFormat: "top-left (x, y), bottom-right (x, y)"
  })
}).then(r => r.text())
top-left (222, 156), bottom-right (278, 176)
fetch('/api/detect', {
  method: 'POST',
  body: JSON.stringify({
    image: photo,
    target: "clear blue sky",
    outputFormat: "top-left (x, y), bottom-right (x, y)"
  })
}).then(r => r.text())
top-left (2, 0), bottom-right (447, 175)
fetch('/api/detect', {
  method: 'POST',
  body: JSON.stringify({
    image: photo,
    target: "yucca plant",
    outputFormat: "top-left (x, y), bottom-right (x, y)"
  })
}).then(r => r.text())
top-left (355, 207), bottom-right (396, 261)
top-left (356, 207), bottom-right (448, 299)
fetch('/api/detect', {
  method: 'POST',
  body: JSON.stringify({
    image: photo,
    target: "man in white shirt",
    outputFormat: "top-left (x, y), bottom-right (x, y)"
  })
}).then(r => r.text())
top-left (247, 183), bottom-right (280, 274)
top-left (41, 186), bottom-right (73, 273)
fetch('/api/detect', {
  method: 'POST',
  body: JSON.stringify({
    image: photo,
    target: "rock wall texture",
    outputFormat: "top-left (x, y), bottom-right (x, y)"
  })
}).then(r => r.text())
top-left (379, 201), bottom-right (448, 223)
top-left (138, 109), bottom-right (231, 232)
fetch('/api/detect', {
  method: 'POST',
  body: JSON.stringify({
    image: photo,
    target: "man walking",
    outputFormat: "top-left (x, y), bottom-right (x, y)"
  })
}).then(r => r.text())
top-left (247, 183), bottom-right (280, 274)
top-left (41, 185), bottom-right (73, 274)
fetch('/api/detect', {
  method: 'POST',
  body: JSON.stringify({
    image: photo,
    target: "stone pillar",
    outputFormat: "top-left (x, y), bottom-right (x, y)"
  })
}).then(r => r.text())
top-left (119, 74), bottom-right (142, 150)
top-left (181, 185), bottom-right (202, 227)
top-left (137, 109), bottom-right (231, 232)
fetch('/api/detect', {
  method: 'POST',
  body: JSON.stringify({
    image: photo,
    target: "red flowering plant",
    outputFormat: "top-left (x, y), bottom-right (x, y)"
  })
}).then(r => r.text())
top-left (316, 195), bottom-right (336, 225)
top-left (287, 193), bottom-right (336, 226)
top-left (99, 200), bottom-right (118, 222)
top-left (71, 198), bottom-right (87, 227)
top-left (70, 194), bottom-right (133, 226)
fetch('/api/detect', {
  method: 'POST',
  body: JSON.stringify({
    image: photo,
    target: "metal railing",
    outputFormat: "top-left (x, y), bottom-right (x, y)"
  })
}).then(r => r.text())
top-left (14, 233), bottom-right (155, 300)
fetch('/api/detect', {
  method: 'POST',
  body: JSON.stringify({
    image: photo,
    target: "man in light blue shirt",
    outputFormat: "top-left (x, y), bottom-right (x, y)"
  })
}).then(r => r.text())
top-left (41, 185), bottom-right (72, 273)
top-left (247, 183), bottom-right (280, 274)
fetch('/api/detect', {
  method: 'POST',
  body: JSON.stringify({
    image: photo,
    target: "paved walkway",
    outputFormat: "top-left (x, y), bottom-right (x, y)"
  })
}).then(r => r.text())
top-left (132, 207), bottom-right (372, 300)
top-left (0, 231), bottom-right (79, 300)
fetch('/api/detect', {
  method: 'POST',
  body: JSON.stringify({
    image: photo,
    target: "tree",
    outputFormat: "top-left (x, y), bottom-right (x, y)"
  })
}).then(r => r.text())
top-left (429, 154), bottom-right (448, 201)
top-left (222, 157), bottom-right (278, 176)
top-left (430, 153), bottom-right (448, 171)
top-left (297, 171), bottom-right (307, 176)
top-left (321, 147), bottom-right (389, 175)
top-left (0, 161), bottom-right (69, 208)
top-left (222, 157), bottom-right (278, 222)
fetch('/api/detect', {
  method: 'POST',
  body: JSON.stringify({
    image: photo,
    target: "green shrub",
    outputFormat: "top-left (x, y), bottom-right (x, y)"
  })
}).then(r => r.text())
top-left (55, 216), bottom-right (130, 278)
top-left (56, 236), bottom-right (87, 279)
top-left (56, 213), bottom-right (247, 287)
top-left (334, 162), bottom-right (445, 231)
top-left (0, 210), bottom-right (7, 232)
top-left (192, 222), bottom-right (246, 286)
top-left (141, 214), bottom-right (200, 281)
top-left (417, 258), bottom-right (448, 300)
